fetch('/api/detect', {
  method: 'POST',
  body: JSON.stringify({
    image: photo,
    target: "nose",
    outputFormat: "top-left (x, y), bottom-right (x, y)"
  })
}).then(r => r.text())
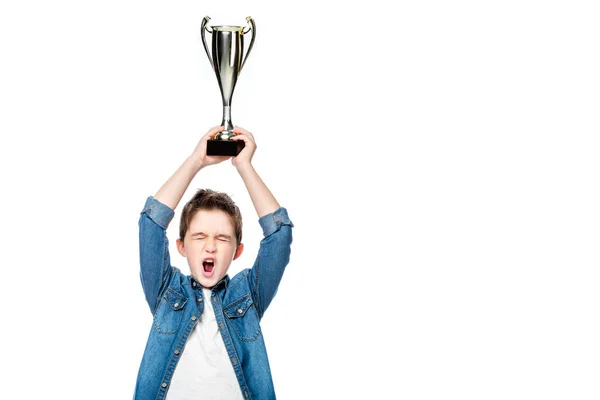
top-left (205, 237), bottom-right (217, 253)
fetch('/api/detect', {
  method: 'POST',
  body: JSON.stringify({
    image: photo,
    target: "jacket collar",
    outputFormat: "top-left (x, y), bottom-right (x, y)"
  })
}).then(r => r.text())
top-left (189, 274), bottom-right (230, 292)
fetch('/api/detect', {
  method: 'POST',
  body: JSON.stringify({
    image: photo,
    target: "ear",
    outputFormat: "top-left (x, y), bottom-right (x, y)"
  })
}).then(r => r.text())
top-left (176, 239), bottom-right (186, 257)
top-left (233, 243), bottom-right (244, 260)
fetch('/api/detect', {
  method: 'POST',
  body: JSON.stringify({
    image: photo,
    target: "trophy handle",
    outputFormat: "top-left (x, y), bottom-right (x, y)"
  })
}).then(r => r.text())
top-left (240, 16), bottom-right (256, 72)
top-left (201, 16), bottom-right (214, 71)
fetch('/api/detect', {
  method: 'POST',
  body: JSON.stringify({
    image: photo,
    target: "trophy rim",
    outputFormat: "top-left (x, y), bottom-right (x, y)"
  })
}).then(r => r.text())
top-left (211, 25), bottom-right (244, 32)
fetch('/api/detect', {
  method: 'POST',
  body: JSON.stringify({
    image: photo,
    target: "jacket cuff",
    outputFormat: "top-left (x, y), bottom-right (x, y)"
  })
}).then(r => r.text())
top-left (141, 196), bottom-right (175, 230)
top-left (259, 207), bottom-right (293, 237)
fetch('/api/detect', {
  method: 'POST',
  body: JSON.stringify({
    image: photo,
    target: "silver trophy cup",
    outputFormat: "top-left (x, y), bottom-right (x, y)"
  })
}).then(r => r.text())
top-left (201, 16), bottom-right (256, 156)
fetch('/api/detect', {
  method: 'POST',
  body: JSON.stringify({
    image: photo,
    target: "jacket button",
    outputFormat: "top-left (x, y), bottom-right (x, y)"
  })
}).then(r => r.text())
top-left (191, 316), bottom-right (197, 321)
top-left (237, 308), bottom-right (243, 314)
top-left (174, 302), bottom-right (179, 308)
top-left (197, 298), bottom-right (203, 302)
top-left (174, 350), bottom-right (180, 355)
top-left (192, 282), bottom-right (196, 287)
top-left (161, 383), bottom-right (167, 388)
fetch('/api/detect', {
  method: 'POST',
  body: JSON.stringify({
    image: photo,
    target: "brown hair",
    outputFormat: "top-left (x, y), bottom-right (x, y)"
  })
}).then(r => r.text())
top-left (179, 189), bottom-right (243, 244)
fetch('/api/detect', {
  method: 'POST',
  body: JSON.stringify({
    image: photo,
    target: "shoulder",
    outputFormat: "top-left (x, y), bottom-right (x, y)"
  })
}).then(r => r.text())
top-left (165, 267), bottom-right (192, 295)
top-left (223, 269), bottom-right (252, 302)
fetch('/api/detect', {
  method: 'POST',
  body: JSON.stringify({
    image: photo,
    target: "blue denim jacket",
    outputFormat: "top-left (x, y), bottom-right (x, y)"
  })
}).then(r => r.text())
top-left (133, 197), bottom-right (293, 400)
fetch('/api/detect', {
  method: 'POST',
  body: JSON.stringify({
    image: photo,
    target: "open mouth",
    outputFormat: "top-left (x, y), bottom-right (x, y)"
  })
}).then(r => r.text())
top-left (202, 258), bottom-right (215, 277)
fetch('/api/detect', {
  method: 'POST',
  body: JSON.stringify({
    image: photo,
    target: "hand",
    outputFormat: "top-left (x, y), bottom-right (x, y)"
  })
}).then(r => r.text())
top-left (231, 126), bottom-right (257, 169)
top-left (191, 125), bottom-right (232, 169)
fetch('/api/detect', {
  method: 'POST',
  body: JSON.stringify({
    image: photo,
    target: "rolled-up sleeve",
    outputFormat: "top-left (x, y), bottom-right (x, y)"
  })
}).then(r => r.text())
top-left (139, 196), bottom-right (175, 313)
top-left (250, 207), bottom-right (294, 319)
top-left (258, 207), bottom-right (294, 237)
top-left (141, 196), bottom-right (175, 230)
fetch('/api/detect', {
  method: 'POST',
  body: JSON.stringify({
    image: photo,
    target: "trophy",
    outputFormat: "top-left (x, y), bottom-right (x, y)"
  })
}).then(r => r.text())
top-left (201, 16), bottom-right (256, 156)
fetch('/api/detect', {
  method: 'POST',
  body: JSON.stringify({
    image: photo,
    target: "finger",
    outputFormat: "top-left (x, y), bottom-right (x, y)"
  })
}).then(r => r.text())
top-left (233, 126), bottom-right (254, 139)
top-left (231, 134), bottom-right (253, 144)
top-left (204, 125), bottom-right (224, 139)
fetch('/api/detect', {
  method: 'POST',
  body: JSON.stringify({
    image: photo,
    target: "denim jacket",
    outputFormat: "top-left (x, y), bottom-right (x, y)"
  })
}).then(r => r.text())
top-left (133, 197), bottom-right (293, 400)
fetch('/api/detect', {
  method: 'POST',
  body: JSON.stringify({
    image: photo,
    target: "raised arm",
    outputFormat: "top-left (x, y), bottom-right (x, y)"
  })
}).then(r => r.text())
top-left (231, 126), bottom-right (279, 217)
top-left (139, 125), bottom-right (230, 312)
top-left (231, 126), bottom-right (294, 318)
top-left (155, 125), bottom-right (230, 209)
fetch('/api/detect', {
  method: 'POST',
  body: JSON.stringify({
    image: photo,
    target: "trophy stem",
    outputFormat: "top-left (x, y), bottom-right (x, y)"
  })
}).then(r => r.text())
top-left (220, 105), bottom-right (234, 134)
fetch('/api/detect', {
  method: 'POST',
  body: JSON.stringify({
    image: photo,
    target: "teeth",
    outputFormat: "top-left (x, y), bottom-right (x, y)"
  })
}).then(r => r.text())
top-left (204, 259), bottom-right (214, 264)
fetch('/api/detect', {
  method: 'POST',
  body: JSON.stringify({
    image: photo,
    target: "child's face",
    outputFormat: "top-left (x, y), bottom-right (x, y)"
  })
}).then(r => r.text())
top-left (177, 209), bottom-right (243, 288)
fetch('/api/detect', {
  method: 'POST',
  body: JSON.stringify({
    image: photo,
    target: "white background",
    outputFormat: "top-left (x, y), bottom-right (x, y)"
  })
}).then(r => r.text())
top-left (1, 1), bottom-right (599, 399)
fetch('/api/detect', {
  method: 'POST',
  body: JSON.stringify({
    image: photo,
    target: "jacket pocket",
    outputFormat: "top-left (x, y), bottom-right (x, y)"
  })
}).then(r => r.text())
top-left (224, 295), bottom-right (261, 342)
top-left (153, 288), bottom-right (188, 334)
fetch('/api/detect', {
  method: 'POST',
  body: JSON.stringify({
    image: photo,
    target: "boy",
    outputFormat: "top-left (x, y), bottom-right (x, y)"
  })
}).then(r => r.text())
top-left (133, 125), bottom-right (294, 400)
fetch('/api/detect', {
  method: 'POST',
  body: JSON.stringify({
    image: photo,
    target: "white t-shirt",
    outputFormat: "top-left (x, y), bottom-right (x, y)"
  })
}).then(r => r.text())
top-left (166, 288), bottom-right (243, 400)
